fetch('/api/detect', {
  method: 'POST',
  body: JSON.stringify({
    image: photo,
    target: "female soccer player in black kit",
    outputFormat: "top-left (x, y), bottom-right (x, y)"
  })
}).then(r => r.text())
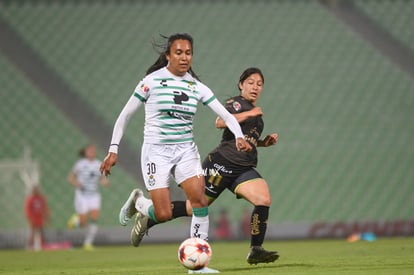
top-left (122, 67), bottom-right (279, 265)
top-left (202, 67), bottom-right (279, 264)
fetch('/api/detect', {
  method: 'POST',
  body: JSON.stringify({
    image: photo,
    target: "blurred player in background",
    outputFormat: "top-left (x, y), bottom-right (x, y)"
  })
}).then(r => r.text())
top-left (100, 33), bottom-right (250, 274)
top-left (121, 67), bottom-right (279, 265)
top-left (214, 209), bottom-right (233, 240)
top-left (67, 144), bottom-right (109, 251)
top-left (25, 184), bottom-right (50, 251)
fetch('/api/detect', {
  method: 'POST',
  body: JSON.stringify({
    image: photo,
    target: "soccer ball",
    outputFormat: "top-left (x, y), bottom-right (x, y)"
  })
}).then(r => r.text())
top-left (178, 237), bottom-right (212, 270)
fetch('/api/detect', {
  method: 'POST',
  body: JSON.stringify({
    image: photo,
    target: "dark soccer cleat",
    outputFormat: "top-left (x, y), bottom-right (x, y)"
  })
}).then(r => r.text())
top-left (246, 246), bottom-right (279, 265)
top-left (131, 211), bottom-right (149, 247)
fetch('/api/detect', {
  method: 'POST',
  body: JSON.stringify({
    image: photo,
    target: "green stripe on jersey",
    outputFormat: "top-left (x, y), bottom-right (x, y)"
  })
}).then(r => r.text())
top-left (154, 86), bottom-right (191, 92)
top-left (160, 123), bottom-right (192, 128)
top-left (181, 79), bottom-right (197, 84)
top-left (160, 130), bottom-right (192, 136)
top-left (160, 137), bottom-right (193, 143)
top-left (134, 93), bottom-right (146, 102)
top-left (159, 116), bottom-right (176, 120)
top-left (203, 95), bottom-right (216, 105)
top-left (153, 78), bottom-right (175, 81)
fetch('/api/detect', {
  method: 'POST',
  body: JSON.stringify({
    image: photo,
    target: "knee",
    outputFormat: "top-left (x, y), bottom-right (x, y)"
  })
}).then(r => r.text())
top-left (79, 217), bottom-right (87, 227)
top-left (155, 208), bottom-right (173, 222)
top-left (189, 195), bottom-right (208, 208)
top-left (255, 196), bottom-right (272, 207)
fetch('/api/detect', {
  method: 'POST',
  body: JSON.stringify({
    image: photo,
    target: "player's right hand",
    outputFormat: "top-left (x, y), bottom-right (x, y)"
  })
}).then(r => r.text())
top-left (100, 152), bottom-right (118, 176)
top-left (236, 137), bottom-right (252, 152)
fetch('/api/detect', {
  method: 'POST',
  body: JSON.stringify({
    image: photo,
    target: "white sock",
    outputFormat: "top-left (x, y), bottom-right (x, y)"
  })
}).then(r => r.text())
top-left (191, 215), bottom-right (209, 241)
top-left (84, 223), bottom-right (98, 245)
top-left (135, 195), bottom-right (153, 216)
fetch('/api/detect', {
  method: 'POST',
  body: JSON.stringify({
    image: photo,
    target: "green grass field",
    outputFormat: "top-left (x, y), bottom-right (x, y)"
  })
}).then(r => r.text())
top-left (1, 238), bottom-right (413, 274)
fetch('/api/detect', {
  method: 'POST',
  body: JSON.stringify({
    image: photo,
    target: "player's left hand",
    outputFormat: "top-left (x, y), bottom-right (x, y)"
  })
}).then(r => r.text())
top-left (236, 137), bottom-right (252, 152)
top-left (261, 133), bottom-right (278, 147)
top-left (100, 152), bottom-right (118, 176)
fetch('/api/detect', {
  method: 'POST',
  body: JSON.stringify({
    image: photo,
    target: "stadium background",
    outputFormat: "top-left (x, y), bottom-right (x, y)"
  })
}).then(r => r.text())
top-left (0, 0), bottom-right (413, 248)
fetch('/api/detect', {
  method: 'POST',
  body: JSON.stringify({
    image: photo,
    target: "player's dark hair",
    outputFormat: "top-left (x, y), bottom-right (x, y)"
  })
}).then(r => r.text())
top-left (238, 67), bottom-right (264, 91)
top-left (78, 147), bottom-right (86, 157)
top-left (78, 144), bottom-right (93, 157)
top-left (146, 33), bottom-right (200, 80)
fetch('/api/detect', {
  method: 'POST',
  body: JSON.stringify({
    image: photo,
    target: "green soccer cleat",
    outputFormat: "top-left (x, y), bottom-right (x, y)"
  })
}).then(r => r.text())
top-left (131, 211), bottom-right (149, 247)
top-left (119, 188), bottom-right (143, 226)
top-left (246, 246), bottom-right (279, 265)
top-left (188, 266), bottom-right (220, 274)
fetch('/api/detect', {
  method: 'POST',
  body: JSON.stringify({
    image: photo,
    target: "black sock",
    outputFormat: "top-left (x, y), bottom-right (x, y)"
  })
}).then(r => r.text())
top-left (250, 205), bottom-right (269, 247)
top-left (147, 201), bottom-right (188, 229)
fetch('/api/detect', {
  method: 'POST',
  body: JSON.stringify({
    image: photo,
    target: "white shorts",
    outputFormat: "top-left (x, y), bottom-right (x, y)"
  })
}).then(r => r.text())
top-left (74, 190), bottom-right (101, 214)
top-left (141, 142), bottom-right (203, 190)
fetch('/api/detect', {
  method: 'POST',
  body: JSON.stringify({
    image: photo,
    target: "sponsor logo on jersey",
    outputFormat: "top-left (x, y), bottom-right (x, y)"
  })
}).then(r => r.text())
top-left (160, 80), bottom-right (168, 87)
top-left (140, 83), bottom-right (149, 93)
top-left (167, 111), bottom-right (192, 120)
top-left (213, 163), bottom-right (232, 174)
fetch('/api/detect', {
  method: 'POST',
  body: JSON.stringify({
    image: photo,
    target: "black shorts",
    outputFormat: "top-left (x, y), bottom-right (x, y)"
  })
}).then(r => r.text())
top-left (202, 151), bottom-right (262, 199)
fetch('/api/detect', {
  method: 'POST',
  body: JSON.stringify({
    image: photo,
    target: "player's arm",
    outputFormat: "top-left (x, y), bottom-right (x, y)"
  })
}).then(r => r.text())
top-left (42, 196), bottom-right (51, 223)
top-left (206, 98), bottom-right (252, 152)
top-left (215, 107), bottom-right (263, 128)
top-left (24, 197), bottom-right (31, 219)
top-left (100, 175), bottom-right (110, 187)
top-left (257, 133), bottom-right (278, 147)
top-left (67, 171), bottom-right (81, 188)
top-left (100, 93), bottom-right (143, 176)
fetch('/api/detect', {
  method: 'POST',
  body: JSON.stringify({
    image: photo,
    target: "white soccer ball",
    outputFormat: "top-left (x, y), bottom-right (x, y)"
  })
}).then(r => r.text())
top-left (178, 237), bottom-right (212, 270)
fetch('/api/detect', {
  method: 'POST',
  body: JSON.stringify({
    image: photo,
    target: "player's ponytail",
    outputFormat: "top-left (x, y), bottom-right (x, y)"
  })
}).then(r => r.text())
top-left (78, 147), bottom-right (86, 157)
top-left (146, 53), bottom-right (168, 75)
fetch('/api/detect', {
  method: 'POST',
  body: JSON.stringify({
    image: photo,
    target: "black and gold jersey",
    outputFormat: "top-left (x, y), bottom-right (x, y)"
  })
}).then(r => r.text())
top-left (211, 95), bottom-right (264, 167)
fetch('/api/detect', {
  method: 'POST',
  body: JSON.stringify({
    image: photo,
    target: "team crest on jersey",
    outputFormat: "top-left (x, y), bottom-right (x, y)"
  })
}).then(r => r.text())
top-left (140, 83), bottom-right (149, 93)
top-left (148, 175), bottom-right (155, 186)
top-left (232, 101), bottom-right (241, 111)
top-left (187, 81), bottom-right (196, 92)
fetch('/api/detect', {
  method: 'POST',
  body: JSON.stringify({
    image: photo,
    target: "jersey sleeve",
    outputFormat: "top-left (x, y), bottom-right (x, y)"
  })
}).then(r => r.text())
top-left (133, 78), bottom-right (152, 102)
top-left (206, 98), bottom-right (244, 139)
top-left (197, 82), bottom-right (216, 105)
top-left (108, 79), bottom-right (148, 154)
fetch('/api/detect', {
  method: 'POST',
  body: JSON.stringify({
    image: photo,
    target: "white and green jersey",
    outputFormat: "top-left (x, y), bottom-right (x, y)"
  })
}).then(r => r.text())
top-left (108, 66), bottom-right (244, 154)
top-left (135, 67), bottom-right (215, 143)
top-left (72, 158), bottom-right (102, 195)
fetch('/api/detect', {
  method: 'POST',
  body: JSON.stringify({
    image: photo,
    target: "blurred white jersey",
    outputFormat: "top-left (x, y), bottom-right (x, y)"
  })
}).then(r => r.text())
top-left (72, 158), bottom-right (102, 195)
top-left (133, 67), bottom-right (216, 144)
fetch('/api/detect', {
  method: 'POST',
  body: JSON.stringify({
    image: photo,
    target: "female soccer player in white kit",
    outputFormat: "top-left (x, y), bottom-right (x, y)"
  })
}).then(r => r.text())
top-left (100, 33), bottom-right (250, 273)
top-left (68, 144), bottom-right (109, 250)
